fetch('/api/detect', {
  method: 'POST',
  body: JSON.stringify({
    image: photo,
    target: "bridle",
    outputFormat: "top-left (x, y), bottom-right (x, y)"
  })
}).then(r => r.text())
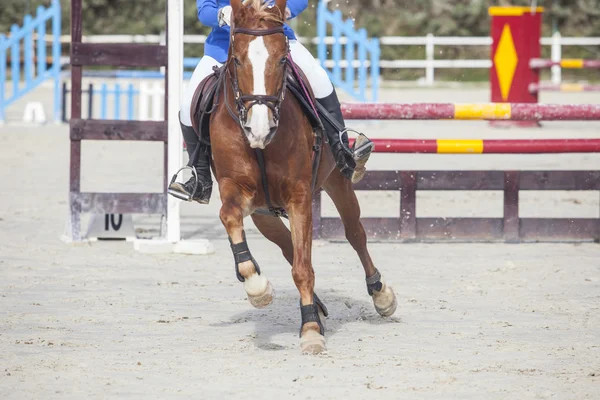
top-left (225, 23), bottom-right (290, 130)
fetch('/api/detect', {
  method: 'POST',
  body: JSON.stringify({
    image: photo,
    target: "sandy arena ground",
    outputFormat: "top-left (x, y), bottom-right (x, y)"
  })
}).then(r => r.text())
top-left (1, 86), bottom-right (599, 399)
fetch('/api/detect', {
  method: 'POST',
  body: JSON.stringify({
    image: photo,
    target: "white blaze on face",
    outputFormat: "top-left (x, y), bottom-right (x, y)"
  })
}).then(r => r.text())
top-left (246, 37), bottom-right (271, 149)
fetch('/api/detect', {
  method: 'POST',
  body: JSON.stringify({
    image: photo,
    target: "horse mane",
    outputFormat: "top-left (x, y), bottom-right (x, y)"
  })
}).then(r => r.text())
top-left (241, 0), bottom-right (284, 24)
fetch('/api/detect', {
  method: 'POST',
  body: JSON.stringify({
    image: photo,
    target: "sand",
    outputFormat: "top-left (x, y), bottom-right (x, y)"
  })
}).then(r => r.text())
top-left (1, 87), bottom-right (599, 399)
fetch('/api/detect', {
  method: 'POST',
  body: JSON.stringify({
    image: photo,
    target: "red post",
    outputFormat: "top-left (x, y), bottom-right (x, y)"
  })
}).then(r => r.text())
top-left (489, 6), bottom-right (543, 127)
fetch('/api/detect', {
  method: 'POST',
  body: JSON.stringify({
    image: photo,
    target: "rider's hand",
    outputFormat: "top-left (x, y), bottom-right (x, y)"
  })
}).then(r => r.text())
top-left (218, 5), bottom-right (232, 27)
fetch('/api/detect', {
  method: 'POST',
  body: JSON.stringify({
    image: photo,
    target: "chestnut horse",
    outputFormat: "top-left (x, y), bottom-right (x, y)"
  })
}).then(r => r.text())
top-left (207, 0), bottom-right (397, 354)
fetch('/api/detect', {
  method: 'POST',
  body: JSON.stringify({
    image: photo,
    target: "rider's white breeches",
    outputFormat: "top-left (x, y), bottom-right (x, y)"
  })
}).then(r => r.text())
top-left (180, 40), bottom-right (334, 127)
top-left (288, 40), bottom-right (334, 99)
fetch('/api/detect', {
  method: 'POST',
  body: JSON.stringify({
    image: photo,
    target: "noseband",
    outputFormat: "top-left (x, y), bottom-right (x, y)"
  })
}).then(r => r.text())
top-left (226, 25), bottom-right (289, 129)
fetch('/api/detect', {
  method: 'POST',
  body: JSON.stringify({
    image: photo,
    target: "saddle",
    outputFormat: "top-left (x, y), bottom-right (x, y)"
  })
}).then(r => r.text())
top-left (189, 59), bottom-right (324, 144)
top-left (190, 65), bottom-right (226, 144)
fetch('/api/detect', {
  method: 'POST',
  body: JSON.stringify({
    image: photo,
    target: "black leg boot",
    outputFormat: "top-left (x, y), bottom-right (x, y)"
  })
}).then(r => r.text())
top-left (317, 90), bottom-right (374, 183)
top-left (167, 118), bottom-right (213, 204)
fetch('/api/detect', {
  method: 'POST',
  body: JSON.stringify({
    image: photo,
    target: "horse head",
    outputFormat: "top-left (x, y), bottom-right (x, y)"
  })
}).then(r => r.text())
top-left (228, 0), bottom-right (289, 149)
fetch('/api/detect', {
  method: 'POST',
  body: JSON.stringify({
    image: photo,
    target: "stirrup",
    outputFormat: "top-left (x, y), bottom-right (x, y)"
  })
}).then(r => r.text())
top-left (345, 129), bottom-right (374, 160)
top-left (167, 166), bottom-right (198, 202)
top-left (346, 130), bottom-right (374, 184)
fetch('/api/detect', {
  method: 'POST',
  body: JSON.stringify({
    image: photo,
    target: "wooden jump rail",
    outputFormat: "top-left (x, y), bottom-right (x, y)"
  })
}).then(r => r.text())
top-left (312, 170), bottom-right (600, 243)
top-left (341, 103), bottom-right (600, 121)
top-left (315, 103), bottom-right (600, 242)
top-left (64, 0), bottom-right (169, 242)
top-left (530, 59), bottom-right (600, 69)
top-left (529, 83), bottom-right (600, 93)
top-left (353, 139), bottom-right (600, 154)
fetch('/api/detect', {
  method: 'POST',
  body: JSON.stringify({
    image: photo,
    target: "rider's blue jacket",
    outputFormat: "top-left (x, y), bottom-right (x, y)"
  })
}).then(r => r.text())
top-left (197, 0), bottom-right (308, 63)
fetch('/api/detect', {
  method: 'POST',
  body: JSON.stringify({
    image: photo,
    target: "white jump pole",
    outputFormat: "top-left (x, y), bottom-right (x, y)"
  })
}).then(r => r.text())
top-left (167, 0), bottom-right (183, 243)
top-left (134, 0), bottom-right (213, 254)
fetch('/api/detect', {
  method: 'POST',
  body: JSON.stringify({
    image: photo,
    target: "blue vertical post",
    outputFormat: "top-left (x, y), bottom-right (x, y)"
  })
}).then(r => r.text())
top-left (357, 29), bottom-right (367, 102)
top-left (61, 82), bottom-right (67, 121)
top-left (114, 84), bottom-right (121, 120)
top-left (317, 1), bottom-right (327, 71)
top-left (316, 0), bottom-right (379, 103)
top-left (36, 6), bottom-right (46, 80)
top-left (10, 25), bottom-right (20, 98)
top-left (371, 38), bottom-right (380, 102)
top-left (51, 0), bottom-right (62, 122)
top-left (23, 15), bottom-right (33, 85)
top-left (332, 11), bottom-right (342, 86)
top-left (100, 83), bottom-right (108, 119)
top-left (127, 84), bottom-right (136, 120)
top-left (0, 34), bottom-right (6, 122)
top-left (344, 20), bottom-right (355, 93)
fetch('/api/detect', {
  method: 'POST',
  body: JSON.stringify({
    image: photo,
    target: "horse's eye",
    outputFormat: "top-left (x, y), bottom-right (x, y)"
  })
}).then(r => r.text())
top-left (234, 57), bottom-right (242, 66)
top-left (280, 57), bottom-right (287, 65)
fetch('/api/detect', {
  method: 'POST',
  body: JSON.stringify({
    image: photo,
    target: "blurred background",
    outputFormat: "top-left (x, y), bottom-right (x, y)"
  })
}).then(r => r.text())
top-left (2, 0), bottom-right (599, 84)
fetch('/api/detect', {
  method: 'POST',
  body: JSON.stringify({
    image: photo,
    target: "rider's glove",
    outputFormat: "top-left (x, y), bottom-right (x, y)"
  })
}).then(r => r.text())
top-left (218, 6), bottom-right (232, 27)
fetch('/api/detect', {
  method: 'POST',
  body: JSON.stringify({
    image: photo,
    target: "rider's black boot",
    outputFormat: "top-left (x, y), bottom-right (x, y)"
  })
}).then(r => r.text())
top-left (167, 117), bottom-right (213, 204)
top-left (317, 90), bottom-right (374, 183)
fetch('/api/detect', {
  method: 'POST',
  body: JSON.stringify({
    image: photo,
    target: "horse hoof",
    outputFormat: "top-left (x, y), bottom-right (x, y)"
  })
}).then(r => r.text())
top-left (244, 274), bottom-right (274, 308)
top-left (248, 281), bottom-right (275, 308)
top-left (372, 282), bottom-right (397, 317)
top-left (300, 330), bottom-right (327, 355)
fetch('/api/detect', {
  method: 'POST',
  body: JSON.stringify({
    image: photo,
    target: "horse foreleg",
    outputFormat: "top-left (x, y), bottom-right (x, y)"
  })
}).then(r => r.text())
top-left (219, 179), bottom-right (274, 308)
top-left (288, 187), bottom-right (328, 354)
top-left (323, 169), bottom-right (397, 318)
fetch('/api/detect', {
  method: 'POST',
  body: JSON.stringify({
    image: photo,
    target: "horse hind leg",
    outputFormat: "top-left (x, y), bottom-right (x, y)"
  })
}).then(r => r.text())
top-left (220, 181), bottom-right (274, 308)
top-left (250, 213), bottom-right (294, 265)
top-left (323, 170), bottom-right (397, 317)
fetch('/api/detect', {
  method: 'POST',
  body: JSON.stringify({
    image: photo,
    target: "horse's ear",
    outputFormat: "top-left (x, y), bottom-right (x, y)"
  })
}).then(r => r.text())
top-left (231, 0), bottom-right (243, 18)
top-left (275, 0), bottom-right (287, 20)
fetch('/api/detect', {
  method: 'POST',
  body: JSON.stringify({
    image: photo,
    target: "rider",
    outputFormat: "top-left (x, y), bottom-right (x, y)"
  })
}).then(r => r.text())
top-left (168, 0), bottom-right (374, 204)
